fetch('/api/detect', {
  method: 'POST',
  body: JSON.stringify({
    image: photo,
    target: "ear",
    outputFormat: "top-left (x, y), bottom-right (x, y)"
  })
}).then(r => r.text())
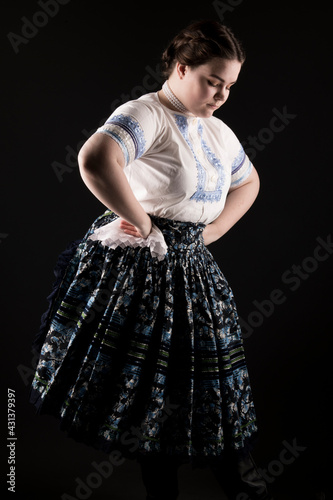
top-left (176, 62), bottom-right (188, 79)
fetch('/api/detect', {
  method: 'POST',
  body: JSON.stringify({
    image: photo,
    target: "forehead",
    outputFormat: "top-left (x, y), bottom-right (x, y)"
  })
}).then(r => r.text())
top-left (193, 57), bottom-right (242, 81)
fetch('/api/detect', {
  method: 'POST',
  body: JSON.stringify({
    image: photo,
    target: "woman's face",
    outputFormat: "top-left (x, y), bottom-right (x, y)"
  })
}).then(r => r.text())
top-left (176, 57), bottom-right (242, 118)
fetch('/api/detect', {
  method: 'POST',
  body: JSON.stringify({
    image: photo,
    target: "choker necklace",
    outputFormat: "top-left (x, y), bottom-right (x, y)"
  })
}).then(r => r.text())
top-left (162, 81), bottom-right (188, 113)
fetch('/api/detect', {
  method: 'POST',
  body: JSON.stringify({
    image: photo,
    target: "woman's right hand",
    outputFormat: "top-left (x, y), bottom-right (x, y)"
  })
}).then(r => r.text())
top-left (119, 216), bottom-right (152, 239)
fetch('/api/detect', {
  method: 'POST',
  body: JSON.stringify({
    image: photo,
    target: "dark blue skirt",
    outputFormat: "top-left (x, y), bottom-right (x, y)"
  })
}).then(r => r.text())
top-left (30, 210), bottom-right (258, 463)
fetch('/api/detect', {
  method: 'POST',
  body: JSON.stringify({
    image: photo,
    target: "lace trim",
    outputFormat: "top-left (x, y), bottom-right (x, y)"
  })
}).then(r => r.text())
top-left (88, 218), bottom-right (168, 261)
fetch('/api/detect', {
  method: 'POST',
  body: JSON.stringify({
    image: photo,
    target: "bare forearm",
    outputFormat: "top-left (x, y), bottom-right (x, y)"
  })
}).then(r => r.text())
top-left (203, 168), bottom-right (260, 246)
top-left (78, 135), bottom-right (152, 238)
top-left (79, 161), bottom-right (148, 224)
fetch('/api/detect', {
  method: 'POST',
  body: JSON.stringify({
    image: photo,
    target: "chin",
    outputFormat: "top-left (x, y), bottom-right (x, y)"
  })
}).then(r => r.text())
top-left (200, 108), bottom-right (216, 118)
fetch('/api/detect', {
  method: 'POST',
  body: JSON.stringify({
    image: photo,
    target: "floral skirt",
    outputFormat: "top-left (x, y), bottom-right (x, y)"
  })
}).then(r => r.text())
top-left (30, 210), bottom-right (258, 463)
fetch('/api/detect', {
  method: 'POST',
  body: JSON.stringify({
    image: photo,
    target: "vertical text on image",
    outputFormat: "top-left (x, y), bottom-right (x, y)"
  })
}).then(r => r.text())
top-left (7, 388), bottom-right (16, 493)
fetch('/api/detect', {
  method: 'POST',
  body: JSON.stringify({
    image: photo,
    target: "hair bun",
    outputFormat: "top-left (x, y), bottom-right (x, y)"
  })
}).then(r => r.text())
top-left (160, 20), bottom-right (245, 79)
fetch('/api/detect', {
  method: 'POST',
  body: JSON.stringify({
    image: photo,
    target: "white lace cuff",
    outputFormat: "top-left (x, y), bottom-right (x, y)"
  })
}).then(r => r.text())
top-left (88, 218), bottom-right (168, 261)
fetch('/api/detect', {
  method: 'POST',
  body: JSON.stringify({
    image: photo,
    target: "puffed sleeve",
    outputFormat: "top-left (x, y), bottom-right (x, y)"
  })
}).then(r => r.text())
top-left (228, 129), bottom-right (253, 188)
top-left (95, 99), bottom-right (156, 167)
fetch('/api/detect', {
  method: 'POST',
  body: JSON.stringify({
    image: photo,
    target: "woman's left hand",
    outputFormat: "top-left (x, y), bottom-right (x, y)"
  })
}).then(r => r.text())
top-left (202, 222), bottom-right (222, 246)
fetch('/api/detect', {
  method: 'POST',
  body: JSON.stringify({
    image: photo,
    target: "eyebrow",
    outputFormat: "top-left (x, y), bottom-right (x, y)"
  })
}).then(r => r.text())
top-left (209, 74), bottom-right (237, 84)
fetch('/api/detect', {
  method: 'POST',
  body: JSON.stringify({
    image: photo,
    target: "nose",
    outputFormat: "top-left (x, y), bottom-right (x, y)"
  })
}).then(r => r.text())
top-left (215, 87), bottom-right (227, 102)
top-left (214, 90), bottom-right (225, 102)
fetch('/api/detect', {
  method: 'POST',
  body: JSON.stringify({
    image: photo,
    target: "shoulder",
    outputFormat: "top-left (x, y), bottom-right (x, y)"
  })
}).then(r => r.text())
top-left (97, 93), bottom-right (166, 161)
top-left (110, 93), bottom-right (166, 127)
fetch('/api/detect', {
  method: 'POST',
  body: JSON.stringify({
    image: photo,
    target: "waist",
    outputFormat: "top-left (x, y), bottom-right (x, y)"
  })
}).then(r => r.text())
top-left (150, 214), bottom-right (206, 248)
top-left (88, 210), bottom-right (206, 250)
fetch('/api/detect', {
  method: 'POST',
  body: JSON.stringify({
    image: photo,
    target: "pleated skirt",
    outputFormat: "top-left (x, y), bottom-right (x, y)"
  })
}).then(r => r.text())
top-left (30, 210), bottom-right (258, 463)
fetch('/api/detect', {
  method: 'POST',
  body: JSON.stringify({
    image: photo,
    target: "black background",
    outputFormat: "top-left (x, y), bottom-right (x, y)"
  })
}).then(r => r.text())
top-left (1, 1), bottom-right (332, 499)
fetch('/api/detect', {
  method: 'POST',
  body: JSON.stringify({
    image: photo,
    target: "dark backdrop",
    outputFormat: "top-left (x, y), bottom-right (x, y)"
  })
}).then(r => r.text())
top-left (1, 1), bottom-right (331, 499)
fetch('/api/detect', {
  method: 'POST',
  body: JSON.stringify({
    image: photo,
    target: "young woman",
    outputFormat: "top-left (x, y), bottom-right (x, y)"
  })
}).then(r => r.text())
top-left (30, 20), bottom-right (273, 500)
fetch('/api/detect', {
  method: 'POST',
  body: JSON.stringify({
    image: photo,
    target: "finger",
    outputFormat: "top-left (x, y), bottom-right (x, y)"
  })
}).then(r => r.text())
top-left (119, 220), bottom-right (143, 238)
top-left (122, 227), bottom-right (142, 237)
top-left (119, 221), bottom-right (136, 231)
top-left (123, 228), bottom-right (138, 235)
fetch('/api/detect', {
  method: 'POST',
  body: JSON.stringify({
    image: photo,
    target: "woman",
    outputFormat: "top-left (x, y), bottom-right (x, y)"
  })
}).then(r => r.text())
top-left (30, 20), bottom-right (273, 500)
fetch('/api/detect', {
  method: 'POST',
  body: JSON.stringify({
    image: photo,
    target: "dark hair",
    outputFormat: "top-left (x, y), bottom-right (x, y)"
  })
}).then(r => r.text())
top-left (161, 20), bottom-right (245, 78)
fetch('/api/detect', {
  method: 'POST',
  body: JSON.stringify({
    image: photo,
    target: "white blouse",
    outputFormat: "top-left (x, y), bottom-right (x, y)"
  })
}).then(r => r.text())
top-left (95, 92), bottom-right (252, 226)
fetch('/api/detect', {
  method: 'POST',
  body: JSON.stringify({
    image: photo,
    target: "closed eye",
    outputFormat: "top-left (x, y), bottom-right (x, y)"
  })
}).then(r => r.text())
top-left (207, 80), bottom-right (220, 87)
top-left (208, 80), bottom-right (235, 91)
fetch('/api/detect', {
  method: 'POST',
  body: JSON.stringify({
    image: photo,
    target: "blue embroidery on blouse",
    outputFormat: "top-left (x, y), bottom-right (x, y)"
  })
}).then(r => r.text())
top-left (106, 114), bottom-right (146, 160)
top-left (231, 146), bottom-right (246, 174)
top-left (102, 129), bottom-right (130, 165)
top-left (197, 122), bottom-right (225, 201)
top-left (174, 115), bottom-right (224, 203)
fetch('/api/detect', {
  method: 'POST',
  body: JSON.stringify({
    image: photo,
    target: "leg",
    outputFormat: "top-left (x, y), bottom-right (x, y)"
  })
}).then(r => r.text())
top-left (138, 454), bottom-right (180, 500)
top-left (210, 452), bottom-right (274, 500)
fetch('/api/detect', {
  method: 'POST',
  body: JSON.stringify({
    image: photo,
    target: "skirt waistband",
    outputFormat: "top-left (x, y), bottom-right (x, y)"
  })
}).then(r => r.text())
top-left (149, 214), bottom-right (206, 247)
top-left (86, 211), bottom-right (206, 250)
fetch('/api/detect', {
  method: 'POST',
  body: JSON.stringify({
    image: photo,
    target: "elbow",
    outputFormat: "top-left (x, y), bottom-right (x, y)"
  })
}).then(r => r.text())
top-left (78, 135), bottom-right (124, 184)
top-left (78, 146), bottom-right (103, 183)
top-left (251, 165), bottom-right (260, 198)
top-left (78, 147), bottom-right (93, 176)
top-left (255, 168), bottom-right (260, 193)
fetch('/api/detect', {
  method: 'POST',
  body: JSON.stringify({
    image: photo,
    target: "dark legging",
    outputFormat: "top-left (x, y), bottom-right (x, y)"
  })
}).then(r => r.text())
top-left (138, 453), bottom-right (274, 500)
top-left (139, 455), bottom-right (180, 500)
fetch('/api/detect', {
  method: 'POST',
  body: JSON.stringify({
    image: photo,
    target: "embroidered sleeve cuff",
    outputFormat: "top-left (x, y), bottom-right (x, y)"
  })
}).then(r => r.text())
top-left (230, 147), bottom-right (253, 187)
top-left (96, 114), bottom-right (146, 167)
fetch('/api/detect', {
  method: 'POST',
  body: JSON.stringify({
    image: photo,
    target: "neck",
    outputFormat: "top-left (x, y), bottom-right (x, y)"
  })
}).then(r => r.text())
top-left (160, 80), bottom-right (189, 114)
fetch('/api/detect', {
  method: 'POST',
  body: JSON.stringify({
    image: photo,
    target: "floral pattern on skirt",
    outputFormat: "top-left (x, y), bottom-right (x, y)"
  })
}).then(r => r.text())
top-left (30, 210), bottom-right (258, 462)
